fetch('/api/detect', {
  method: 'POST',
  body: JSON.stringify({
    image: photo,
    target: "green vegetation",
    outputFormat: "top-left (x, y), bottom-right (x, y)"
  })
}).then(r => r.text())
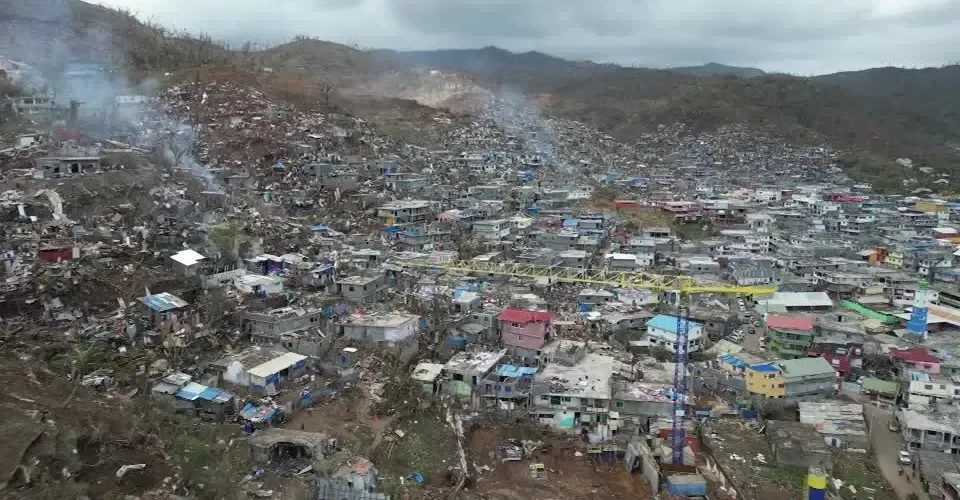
top-left (758, 466), bottom-right (807, 496)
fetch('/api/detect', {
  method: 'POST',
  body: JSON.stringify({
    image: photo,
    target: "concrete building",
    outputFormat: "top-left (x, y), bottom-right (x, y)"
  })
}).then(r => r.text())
top-left (644, 315), bottom-right (705, 354)
top-left (902, 371), bottom-right (960, 410)
top-left (498, 308), bottom-right (555, 357)
top-left (377, 200), bottom-right (433, 225)
top-left (900, 408), bottom-right (960, 454)
top-left (336, 274), bottom-right (386, 304)
top-left (340, 312), bottom-right (420, 345)
top-left (439, 349), bottom-right (506, 400)
top-left (766, 314), bottom-right (816, 359)
top-left (531, 352), bottom-right (617, 434)
top-left (746, 357), bottom-right (836, 399)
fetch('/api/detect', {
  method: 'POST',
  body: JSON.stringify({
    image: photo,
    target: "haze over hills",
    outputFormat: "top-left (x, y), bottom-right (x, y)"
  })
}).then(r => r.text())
top-left (3, 0), bottom-right (960, 190)
top-left (666, 62), bottom-right (766, 78)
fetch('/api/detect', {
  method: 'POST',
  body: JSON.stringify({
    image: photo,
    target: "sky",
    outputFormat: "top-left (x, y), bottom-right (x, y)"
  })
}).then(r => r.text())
top-left (93, 0), bottom-right (960, 75)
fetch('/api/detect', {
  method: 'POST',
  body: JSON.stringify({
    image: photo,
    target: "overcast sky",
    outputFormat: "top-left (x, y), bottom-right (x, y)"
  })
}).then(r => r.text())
top-left (94, 0), bottom-right (960, 75)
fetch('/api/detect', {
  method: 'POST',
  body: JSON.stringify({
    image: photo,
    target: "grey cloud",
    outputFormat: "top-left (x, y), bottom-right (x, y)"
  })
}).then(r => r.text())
top-left (96, 0), bottom-right (960, 74)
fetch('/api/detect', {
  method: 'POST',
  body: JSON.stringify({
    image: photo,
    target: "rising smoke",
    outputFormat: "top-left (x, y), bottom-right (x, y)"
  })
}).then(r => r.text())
top-left (480, 87), bottom-right (570, 174)
top-left (2, 0), bottom-right (223, 192)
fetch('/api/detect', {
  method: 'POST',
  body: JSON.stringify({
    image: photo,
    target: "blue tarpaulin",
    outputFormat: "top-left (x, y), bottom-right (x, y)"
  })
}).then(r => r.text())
top-left (496, 365), bottom-right (537, 378)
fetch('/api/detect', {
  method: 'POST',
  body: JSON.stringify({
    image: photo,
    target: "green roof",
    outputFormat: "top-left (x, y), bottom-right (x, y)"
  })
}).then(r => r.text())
top-left (861, 378), bottom-right (899, 395)
top-left (777, 357), bottom-right (835, 379)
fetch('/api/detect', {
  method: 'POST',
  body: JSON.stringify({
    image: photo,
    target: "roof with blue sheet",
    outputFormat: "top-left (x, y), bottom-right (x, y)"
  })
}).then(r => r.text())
top-left (497, 364), bottom-right (538, 378)
top-left (646, 314), bottom-right (700, 334)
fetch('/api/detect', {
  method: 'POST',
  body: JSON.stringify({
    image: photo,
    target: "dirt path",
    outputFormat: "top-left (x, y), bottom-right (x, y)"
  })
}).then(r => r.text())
top-left (284, 385), bottom-right (398, 455)
top-left (864, 403), bottom-right (929, 500)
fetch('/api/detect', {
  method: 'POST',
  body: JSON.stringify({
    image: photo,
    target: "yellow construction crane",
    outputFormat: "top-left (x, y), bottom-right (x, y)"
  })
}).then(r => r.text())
top-left (400, 259), bottom-right (777, 296)
top-left (401, 257), bottom-right (776, 466)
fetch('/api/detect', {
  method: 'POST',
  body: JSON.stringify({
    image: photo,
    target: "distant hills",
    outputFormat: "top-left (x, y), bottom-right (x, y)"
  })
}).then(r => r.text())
top-left (666, 62), bottom-right (766, 78)
top-left (2, 1), bottom-right (959, 192)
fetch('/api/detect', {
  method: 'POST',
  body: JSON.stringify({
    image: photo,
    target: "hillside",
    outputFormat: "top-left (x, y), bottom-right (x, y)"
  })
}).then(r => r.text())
top-left (667, 62), bottom-right (766, 78)
top-left (371, 47), bottom-right (615, 91)
top-left (3, 1), bottom-right (960, 187)
top-left (372, 47), bottom-right (960, 186)
top-left (814, 65), bottom-right (960, 131)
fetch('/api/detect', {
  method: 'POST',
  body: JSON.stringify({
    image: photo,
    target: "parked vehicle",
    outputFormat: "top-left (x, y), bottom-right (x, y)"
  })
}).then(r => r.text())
top-left (897, 450), bottom-right (911, 465)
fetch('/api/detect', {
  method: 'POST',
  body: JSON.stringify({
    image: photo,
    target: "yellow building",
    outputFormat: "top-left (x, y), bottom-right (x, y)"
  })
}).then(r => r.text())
top-left (886, 251), bottom-right (904, 268)
top-left (915, 201), bottom-right (948, 213)
top-left (746, 363), bottom-right (786, 398)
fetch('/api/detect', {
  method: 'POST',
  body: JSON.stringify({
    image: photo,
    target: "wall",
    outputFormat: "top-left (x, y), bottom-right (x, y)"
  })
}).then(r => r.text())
top-left (746, 369), bottom-right (786, 398)
top-left (501, 320), bottom-right (548, 350)
top-left (202, 268), bottom-right (247, 288)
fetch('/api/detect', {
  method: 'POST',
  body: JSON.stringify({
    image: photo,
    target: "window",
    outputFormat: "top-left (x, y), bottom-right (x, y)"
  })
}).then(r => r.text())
top-left (518, 335), bottom-right (523, 342)
top-left (512, 322), bottom-right (519, 328)
top-left (615, 401), bottom-right (624, 408)
top-left (561, 397), bottom-right (572, 402)
top-left (778, 383), bottom-right (785, 388)
top-left (550, 396), bottom-right (561, 405)
top-left (452, 373), bottom-right (464, 381)
top-left (541, 395), bottom-right (549, 401)
top-left (925, 384), bottom-right (934, 390)
top-left (348, 286), bottom-right (355, 292)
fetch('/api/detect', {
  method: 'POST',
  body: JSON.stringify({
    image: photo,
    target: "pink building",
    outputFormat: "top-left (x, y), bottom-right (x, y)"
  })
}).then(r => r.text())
top-left (498, 308), bottom-right (555, 354)
top-left (891, 347), bottom-right (941, 374)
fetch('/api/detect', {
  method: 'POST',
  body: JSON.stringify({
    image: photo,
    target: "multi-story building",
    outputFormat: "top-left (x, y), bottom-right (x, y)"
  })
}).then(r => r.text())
top-left (498, 308), bottom-right (555, 357)
top-left (746, 357), bottom-right (836, 399)
top-left (531, 351), bottom-right (617, 432)
top-left (644, 315), bottom-right (705, 354)
top-left (899, 408), bottom-right (960, 454)
top-left (377, 200), bottom-right (433, 225)
top-left (766, 314), bottom-right (816, 359)
top-left (806, 342), bottom-right (863, 379)
top-left (901, 371), bottom-right (960, 410)
top-left (472, 219), bottom-right (513, 241)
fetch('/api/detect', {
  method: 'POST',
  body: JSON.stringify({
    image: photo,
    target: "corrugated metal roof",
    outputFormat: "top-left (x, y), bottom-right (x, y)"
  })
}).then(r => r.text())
top-left (766, 314), bottom-right (815, 331)
top-left (248, 352), bottom-right (308, 378)
top-left (141, 292), bottom-right (189, 312)
top-left (777, 357), bottom-right (835, 379)
top-left (646, 314), bottom-right (699, 334)
top-left (498, 308), bottom-right (555, 323)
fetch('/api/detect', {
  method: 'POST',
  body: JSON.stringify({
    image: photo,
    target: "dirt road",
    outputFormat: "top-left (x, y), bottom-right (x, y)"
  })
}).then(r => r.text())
top-left (864, 403), bottom-right (929, 500)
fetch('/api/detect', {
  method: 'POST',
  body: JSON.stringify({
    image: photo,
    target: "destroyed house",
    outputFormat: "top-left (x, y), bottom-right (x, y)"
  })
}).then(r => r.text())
top-left (37, 243), bottom-right (78, 262)
top-left (337, 274), bottom-right (386, 304)
top-left (141, 292), bottom-right (190, 326)
top-left (532, 352), bottom-right (616, 431)
top-left (151, 373), bottom-right (235, 420)
top-left (440, 349), bottom-right (506, 400)
top-left (377, 200), bottom-right (432, 225)
top-left (36, 155), bottom-right (101, 175)
top-left (340, 313), bottom-right (420, 345)
top-left (244, 306), bottom-right (326, 343)
top-left (480, 362), bottom-right (537, 410)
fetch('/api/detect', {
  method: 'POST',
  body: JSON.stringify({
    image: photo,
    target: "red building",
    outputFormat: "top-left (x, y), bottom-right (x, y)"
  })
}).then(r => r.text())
top-left (498, 308), bottom-right (555, 355)
top-left (890, 347), bottom-right (941, 374)
top-left (807, 342), bottom-right (863, 378)
top-left (37, 245), bottom-right (77, 262)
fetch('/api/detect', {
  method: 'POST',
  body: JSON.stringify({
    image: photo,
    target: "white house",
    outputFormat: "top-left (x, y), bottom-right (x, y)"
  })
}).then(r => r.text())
top-left (644, 315), bottom-right (705, 354)
top-left (903, 371), bottom-right (960, 410)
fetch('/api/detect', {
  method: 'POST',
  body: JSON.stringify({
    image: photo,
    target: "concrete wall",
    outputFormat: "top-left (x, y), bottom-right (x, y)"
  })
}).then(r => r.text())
top-left (501, 320), bottom-right (548, 350)
top-left (202, 268), bottom-right (247, 288)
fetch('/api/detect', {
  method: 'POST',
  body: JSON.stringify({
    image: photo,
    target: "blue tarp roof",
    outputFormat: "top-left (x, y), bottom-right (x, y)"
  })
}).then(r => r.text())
top-left (750, 363), bottom-right (779, 372)
top-left (175, 382), bottom-right (206, 401)
top-left (311, 224), bottom-right (329, 232)
top-left (562, 218), bottom-right (578, 227)
top-left (718, 354), bottom-right (747, 368)
top-left (142, 292), bottom-right (188, 312)
top-left (497, 364), bottom-right (537, 377)
top-left (646, 314), bottom-right (700, 334)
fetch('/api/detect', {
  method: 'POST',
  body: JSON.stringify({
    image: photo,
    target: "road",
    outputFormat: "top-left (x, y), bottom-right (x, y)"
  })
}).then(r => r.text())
top-left (863, 402), bottom-right (929, 500)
